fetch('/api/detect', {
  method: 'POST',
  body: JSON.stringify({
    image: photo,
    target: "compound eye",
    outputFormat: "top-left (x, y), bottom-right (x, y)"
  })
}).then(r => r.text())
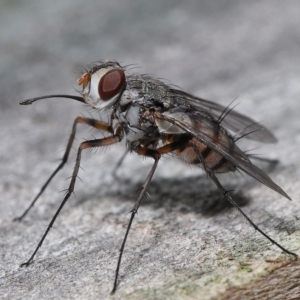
top-left (98, 69), bottom-right (125, 101)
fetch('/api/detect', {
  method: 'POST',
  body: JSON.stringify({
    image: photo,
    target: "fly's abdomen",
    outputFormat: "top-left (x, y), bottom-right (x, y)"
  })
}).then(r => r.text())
top-left (169, 124), bottom-right (238, 173)
top-left (181, 137), bottom-right (236, 173)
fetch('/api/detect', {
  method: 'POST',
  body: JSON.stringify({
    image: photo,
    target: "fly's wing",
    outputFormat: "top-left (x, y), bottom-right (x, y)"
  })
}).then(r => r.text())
top-left (169, 89), bottom-right (277, 143)
top-left (155, 108), bottom-right (290, 200)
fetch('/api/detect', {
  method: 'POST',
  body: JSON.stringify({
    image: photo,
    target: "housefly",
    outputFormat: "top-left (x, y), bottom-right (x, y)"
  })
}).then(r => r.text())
top-left (16, 60), bottom-right (297, 293)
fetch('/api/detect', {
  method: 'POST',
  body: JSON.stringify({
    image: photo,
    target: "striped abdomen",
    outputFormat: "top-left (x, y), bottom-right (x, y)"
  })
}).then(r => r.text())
top-left (162, 117), bottom-right (245, 173)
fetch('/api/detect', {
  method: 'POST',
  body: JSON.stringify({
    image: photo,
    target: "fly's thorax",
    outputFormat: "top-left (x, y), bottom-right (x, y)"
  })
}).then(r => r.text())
top-left (117, 104), bottom-right (158, 144)
top-left (77, 62), bottom-right (126, 110)
top-left (120, 105), bottom-right (141, 128)
top-left (126, 75), bottom-right (179, 109)
top-left (119, 88), bottom-right (143, 107)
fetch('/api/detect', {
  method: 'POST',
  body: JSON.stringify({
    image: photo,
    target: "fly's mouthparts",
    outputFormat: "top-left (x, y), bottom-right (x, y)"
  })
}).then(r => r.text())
top-left (19, 94), bottom-right (85, 105)
top-left (20, 99), bottom-right (35, 105)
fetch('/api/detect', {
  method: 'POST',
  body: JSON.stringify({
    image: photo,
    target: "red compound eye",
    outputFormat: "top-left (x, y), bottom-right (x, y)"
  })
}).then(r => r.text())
top-left (98, 69), bottom-right (125, 101)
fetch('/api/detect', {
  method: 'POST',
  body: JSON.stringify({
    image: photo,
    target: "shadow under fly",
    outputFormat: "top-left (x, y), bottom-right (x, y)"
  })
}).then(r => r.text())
top-left (15, 60), bottom-right (297, 294)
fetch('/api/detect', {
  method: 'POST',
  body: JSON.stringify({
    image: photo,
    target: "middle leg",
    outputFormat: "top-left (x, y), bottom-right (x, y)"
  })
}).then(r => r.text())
top-left (112, 136), bottom-right (192, 293)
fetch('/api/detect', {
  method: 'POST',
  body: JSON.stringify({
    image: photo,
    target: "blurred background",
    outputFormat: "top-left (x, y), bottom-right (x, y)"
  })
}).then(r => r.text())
top-left (1, 1), bottom-right (300, 299)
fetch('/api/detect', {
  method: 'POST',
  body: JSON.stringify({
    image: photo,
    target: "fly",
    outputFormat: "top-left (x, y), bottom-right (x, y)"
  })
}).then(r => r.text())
top-left (16, 60), bottom-right (297, 293)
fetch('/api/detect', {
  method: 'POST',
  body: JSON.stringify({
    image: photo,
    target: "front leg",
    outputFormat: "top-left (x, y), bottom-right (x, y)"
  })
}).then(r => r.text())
top-left (14, 116), bottom-right (114, 221)
top-left (20, 133), bottom-right (122, 268)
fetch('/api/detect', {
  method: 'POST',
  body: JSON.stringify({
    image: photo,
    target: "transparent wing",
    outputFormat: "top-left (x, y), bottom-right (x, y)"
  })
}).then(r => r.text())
top-left (169, 89), bottom-right (277, 143)
top-left (156, 108), bottom-right (290, 200)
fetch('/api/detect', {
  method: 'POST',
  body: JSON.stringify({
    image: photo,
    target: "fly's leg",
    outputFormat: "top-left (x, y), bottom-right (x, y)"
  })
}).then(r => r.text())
top-left (14, 117), bottom-right (113, 221)
top-left (20, 133), bottom-right (122, 268)
top-left (111, 147), bottom-right (160, 294)
top-left (248, 155), bottom-right (279, 174)
top-left (112, 148), bottom-right (130, 178)
top-left (190, 141), bottom-right (297, 258)
top-left (210, 174), bottom-right (297, 257)
top-left (248, 154), bottom-right (279, 165)
top-left (112, 138), bottom-right (191, 294)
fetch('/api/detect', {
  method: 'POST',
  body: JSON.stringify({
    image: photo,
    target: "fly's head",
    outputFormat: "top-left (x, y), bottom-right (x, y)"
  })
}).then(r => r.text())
top-left (77, 61), bottom-right (126, 110)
